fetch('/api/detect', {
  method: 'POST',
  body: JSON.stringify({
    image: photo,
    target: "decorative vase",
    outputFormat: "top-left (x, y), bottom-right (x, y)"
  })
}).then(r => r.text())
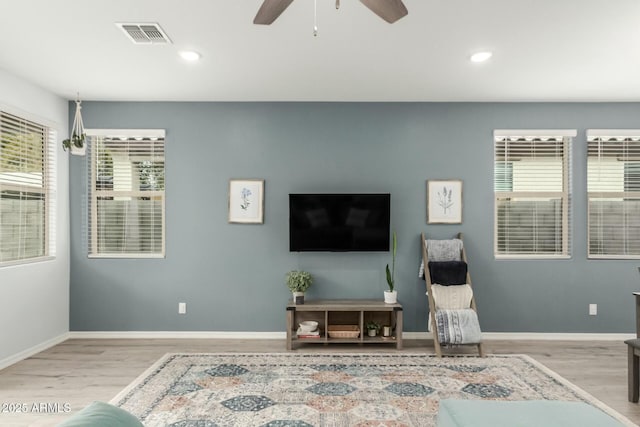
top-left (293, 291), bottom-right (305, 305)
top-left (384, 290), bottom-right (397, 304)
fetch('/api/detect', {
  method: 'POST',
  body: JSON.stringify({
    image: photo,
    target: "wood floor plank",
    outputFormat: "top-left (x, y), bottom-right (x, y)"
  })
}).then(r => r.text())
top-left (0, 339), bottom-right (638, 426)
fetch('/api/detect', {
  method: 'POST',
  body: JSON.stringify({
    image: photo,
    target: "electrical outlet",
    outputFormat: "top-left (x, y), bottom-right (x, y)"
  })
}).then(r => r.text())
top-left (589, 304), bottom-right (597, 316)
top-left (178, 302), bottom-right (187, 314)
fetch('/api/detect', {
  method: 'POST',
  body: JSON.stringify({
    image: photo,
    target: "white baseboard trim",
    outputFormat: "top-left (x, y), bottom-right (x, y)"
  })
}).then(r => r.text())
top-left (481, 332), bottom-right (635, 341)
top-left (68, 331), bottom-right (287, 340)
top-left (68, 331), bottom-right (635, 341)
top-left (403, 331), bottom-right (635, 341)
top-left (0, 332), bottom-right (70, 371)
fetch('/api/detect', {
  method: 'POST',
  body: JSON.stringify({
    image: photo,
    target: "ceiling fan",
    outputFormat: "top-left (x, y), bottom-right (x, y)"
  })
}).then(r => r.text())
top-left (253, 0), bottom-right (408, 25)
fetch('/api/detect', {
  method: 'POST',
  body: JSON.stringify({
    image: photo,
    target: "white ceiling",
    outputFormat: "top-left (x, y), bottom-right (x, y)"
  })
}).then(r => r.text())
top-left (1, 0), bottom-right (639, 102)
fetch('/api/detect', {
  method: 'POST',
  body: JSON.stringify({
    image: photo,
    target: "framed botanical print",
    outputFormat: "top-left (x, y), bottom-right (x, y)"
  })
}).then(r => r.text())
top-left (228, 179), bottom-right (264, 224)
top-left (427, 179), bottom-right (462, 224)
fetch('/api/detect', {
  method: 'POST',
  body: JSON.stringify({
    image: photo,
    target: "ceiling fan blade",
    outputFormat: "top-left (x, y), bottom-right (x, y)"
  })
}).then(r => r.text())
top-left (254, 0), bottom-right (295, 25)
top-left (359, 0), bottom-right (408, 23)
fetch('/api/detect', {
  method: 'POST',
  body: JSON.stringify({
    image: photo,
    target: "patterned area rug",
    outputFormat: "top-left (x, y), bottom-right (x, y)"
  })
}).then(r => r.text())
top-left (111, 353), bottom-right (633, 427)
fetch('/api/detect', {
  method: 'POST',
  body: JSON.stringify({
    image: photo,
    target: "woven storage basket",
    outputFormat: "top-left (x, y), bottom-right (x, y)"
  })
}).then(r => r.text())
top-left (327, 325), bottom-right (360, 338)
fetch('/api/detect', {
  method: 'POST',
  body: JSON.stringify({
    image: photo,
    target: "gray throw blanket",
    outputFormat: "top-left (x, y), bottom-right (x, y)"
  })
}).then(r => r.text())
top-left (436, 309), bottom-right (482, 344)
top-left (418, 239), bottom-right (463, 278)
top-left (427, 239), bottom-right (463, 261)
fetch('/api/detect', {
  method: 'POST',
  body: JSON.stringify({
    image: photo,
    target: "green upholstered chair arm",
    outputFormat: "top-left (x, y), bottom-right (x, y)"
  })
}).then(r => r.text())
top-left (56, 401), bottom-right (143, 427)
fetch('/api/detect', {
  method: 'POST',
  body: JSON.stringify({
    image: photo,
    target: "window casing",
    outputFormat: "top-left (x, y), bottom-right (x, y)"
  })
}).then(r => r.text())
top-left (587, 130), bottom-right (640, 258)
top-left (494, 130), bottom-right (574, 258)
top-left (87, 130), bottom-right (165, 258)
top-left (0, 110), bottom-right (56, 265)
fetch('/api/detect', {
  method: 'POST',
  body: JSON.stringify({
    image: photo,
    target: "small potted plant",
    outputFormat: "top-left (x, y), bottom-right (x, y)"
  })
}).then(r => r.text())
top-left (366, 321), bottom-right (380, 337)
top-left (62, 131), bottom-right (86, 155)
top-left (384, 231), bottom-right (398, 304)
top-left (286, 270), bottom-right (313, 304)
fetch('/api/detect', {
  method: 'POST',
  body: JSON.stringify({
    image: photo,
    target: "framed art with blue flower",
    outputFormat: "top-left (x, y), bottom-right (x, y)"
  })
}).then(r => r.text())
top-left (427, 179), bottom-right (462, 224)
top-left (228, 179), bottom-right (264, 224)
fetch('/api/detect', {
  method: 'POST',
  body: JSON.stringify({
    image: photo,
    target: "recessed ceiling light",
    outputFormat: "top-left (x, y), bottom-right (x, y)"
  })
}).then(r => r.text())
top-left (179, 51), bottom-right (201, 62)
top-left (470, 51), bottom-right (492, 63)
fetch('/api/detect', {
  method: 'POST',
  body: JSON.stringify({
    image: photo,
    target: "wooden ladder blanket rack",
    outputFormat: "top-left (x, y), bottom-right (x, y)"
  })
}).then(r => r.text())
top-left (421, 232), bottom-right (485, 357)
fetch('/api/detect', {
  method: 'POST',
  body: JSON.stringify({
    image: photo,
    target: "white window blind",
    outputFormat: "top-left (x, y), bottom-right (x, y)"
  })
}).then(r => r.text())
top-left (87, 130), bottom-right (165, 258)
top-left (494, 130), bottom-right (574, 258)
top-left (0, 110), bottom-right (56, 265)
top-left (587, 130), bottom-right (640, 258)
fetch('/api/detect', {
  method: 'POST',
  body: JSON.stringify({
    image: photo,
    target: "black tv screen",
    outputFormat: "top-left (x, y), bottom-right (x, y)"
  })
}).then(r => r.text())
top-left (289, 193), bottom-right (390, 252)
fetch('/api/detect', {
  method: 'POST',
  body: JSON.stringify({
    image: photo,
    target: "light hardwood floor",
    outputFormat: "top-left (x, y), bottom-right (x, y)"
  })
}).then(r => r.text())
top-left (0, 339), bottom-right (638, 426)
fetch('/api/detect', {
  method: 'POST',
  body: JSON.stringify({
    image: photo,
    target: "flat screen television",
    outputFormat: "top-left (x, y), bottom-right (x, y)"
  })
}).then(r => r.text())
top-left (289, 193), bottom-right (390, 252)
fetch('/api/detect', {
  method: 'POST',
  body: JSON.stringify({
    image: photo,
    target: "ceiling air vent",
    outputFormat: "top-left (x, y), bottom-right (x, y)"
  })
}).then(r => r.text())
top-left (116, 23), bottom-right (172, 44)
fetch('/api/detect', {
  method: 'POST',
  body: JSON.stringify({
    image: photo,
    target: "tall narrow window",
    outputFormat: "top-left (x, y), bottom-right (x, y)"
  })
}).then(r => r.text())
top-left (87, 130), bottom-right (165, 258)
top-left (587, 130), bottom-right (640, 258)
top-left (494, 130), bottom-right (574, 258)
top-left (0, 110), bottom-right (56, 265)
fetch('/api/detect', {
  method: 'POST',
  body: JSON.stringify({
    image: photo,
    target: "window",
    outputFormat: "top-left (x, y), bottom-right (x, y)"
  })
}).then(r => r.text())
top-left (87, 130), bottom-right (165, 258)
top-left (0, 110), bottom-right (56, 265)
top-left (494, 130), bottom-right (574, 258)
top-left (587, 130), bottom-right (640, 258)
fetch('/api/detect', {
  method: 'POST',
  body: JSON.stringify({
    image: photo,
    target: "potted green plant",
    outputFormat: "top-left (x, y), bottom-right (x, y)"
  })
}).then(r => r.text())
top-left (384, 231), bottom-right (397, 304)
top-left (286, 270), bottom-right (313, 304)
top-left (62, 131), bottom-right (85, 155)
top-left (366, 321), bottom-right (380, 337)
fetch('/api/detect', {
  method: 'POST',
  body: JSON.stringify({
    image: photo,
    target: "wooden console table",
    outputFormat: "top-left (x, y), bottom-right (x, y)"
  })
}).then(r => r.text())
top-left (286, 299), bottom-right (403, 350)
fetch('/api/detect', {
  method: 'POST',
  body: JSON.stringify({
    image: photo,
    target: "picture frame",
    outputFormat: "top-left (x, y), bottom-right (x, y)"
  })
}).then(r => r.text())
top-left (228, 179), bottom-right (264, 224)
top-left (427, 179), bottom-right (463, 224)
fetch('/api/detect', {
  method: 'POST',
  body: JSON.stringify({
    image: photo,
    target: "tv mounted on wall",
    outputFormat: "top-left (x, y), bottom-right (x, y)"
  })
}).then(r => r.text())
top-left (289, 193), bottom-right (390, 252)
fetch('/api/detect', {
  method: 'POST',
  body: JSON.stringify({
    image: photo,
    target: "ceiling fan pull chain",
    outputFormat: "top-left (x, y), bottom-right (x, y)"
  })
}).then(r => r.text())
top-left (313, 0), bottom-right (318, 36)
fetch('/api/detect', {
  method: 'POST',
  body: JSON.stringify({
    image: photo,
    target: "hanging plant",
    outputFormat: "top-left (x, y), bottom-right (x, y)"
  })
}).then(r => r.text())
top-left (62, 131), bottom-right (85, 151)
top-left (62, 94), bottom-right (86, 155)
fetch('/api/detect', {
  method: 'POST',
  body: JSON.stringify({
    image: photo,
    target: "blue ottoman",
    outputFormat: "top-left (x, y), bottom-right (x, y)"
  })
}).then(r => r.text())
top-left (437, 399), bottom-right (626, 427)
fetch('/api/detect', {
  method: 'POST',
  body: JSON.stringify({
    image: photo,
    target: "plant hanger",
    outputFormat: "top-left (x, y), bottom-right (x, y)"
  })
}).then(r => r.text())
top-left (62, 93), bottom-right (86, 154)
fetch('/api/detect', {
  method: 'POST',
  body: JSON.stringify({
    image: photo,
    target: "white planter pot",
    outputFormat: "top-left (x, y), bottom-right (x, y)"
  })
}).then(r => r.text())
top-left (293, 291), bottom-right (305, 305)
top-left (384, 290), bottom-right (397, 304)
top-left (70, 144), bottom-right (86, 156)
top-left (367, 329), bottom-right (377, 337)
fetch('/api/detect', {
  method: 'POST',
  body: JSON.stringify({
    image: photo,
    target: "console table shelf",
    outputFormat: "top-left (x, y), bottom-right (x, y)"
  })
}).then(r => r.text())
top-left (286, 299), bottom-right (403, 350)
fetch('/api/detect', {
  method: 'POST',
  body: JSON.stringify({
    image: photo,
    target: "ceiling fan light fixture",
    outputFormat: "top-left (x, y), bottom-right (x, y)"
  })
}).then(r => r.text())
top-left (470, 51), bottom-right (493, 63)
top-left (179, 50), bottom-right (201, 62)
top-left (254, 0), bottom-right (407, 25)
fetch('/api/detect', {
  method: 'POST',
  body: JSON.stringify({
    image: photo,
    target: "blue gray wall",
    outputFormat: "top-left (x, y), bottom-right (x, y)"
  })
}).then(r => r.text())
top-left (70, 102), bottom-right (640, 333)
